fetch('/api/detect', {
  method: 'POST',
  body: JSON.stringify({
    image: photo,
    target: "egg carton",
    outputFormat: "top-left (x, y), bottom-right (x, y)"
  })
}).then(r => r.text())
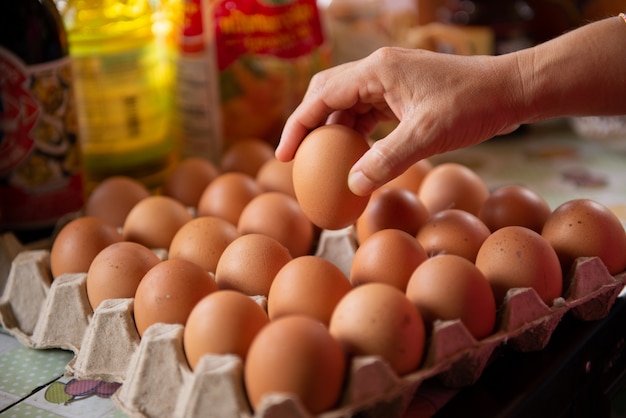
top-left (1, 229), bottom-right (625, 418)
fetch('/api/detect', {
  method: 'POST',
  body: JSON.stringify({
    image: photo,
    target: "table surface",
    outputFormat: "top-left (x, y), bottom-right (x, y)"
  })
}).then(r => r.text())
top-left (1, 118), bottom-right (626, 418)
top-left (428, 119), bottom-right (626, 222)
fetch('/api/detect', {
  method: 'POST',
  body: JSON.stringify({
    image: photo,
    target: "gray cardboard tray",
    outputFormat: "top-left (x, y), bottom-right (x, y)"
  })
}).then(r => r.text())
top-left (0, 228), bottom-right (624, 418)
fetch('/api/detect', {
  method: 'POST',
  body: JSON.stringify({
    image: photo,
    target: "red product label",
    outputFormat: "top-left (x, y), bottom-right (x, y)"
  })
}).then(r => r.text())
top-left (0, 46), bottom-right (84, 230)
top-left (213, 0), bottom-right (325, 70)
top-left (0, 52), bottom-right (38, 176)
top-left (181, 0), bottom-right (206, 53)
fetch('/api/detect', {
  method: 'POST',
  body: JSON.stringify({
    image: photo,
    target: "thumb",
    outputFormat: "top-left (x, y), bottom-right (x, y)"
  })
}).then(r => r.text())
top-left (348, 134), bottom-right (412, 196)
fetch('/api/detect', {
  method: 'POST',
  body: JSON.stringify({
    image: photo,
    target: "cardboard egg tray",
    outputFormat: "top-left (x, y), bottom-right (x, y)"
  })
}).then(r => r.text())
top-left (1, 228), bottom-right (625, 418)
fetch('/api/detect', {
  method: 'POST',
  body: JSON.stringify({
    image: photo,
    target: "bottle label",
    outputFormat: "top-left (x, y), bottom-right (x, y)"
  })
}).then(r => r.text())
top-left (72, 42), bottom-right (171, 156)
top-left (174, 0), bottom-right (223, 162)
top-left (447, 25), bottom-right (495, 56)
top-left (70, 40), bottom-right (174, 179)
top-left (0, 46), bottom-right (84, 231)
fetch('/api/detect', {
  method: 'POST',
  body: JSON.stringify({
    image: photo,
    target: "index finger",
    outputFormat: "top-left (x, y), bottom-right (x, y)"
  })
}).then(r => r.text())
top-left (275, 99), bottom-right (334, 162)
top-left (275, 60), bottom-right (368, 161)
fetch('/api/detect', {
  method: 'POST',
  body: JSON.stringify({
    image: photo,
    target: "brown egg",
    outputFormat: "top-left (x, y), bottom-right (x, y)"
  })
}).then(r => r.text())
top-left (183, 290), bottom-right (269, 370)
top-left (197, 172), bottom-right (263, 226)
top-left (161, 157), bottom-right (220, 207)
top-left (169, 216), bottom-right (240, 273)
top-left (268, 255), bottom-right (352, 326)
top-left (406, 254), bottom-right (496, 339)
top-left (541, 198), bottom-right (626, 275)
top-left (50, 216), bottom-right (123, 279)
top-left (417, 162), bottom-right (489, 216)
top-left (238, 192), bottom-right (314, 257)
top-left (220, 137), bottom-right (276, 177)
top-left (416, 208), bottom-right (491, 262)
top-left (245, 315), bottom-right (346, 414)
top-left (329, 282), bottom-right (425, 376)
top-left (350, 229), bottom-right (428, 291)
top-left (476, 225), bottom-right (563, 306)
top-left (379, 159), bottom-right (433, 194)
top-left (292, 124), bottom-right (371, 230)
top-left (256, 158), bottom-right (296, 197)
top-left (215, 233), bottom-right (292, 297)
top-left (355, 187), bottom-right (430, 244)
top-left (123, 195), bottom-right (193, 249)
top-left (133, 258), bottom-right (218, 336)
top-left (479, 184), bottom-right (552, 233)
top-left (85, 176), bottom-right (151, 228)
top-left (86, 241), bottom-right (161, 310)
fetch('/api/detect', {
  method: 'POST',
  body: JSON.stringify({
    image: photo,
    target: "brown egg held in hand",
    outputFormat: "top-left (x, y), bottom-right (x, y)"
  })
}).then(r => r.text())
top-left (355, 187), bottom-right (429, 244)
top-left (133, 259), bottom-right (218, 336)
top-left (350, 229), bottom-right (427, 291)
top-left (85, 176), bottom-right (151, 228)
top-left (183, 290), bottom-right (269, 370)
top-left (476, 225), bottom-right (563, 306)
top-left (541, 198), bottom-right (626, 275)
top-left (215, 233), bottom-right (292, 297)
top-left (169, 216), bottom-right (240, 274)
top-left (268, 255), bottom-right (352, 326)
top-left (123, 195), bottom-right (193, 249)
top-left (329, 282), bottom-right (425, 376)
top-left (479, 184), bottom-right (551, 233)
top-left (406, 254), bottom-right (496, 340)
top-left (245, 315), bottom-right (346, 414)
top-left (238, 192), bottom-right (314, 257)
top-left (220, 137), bottom-right (276, 177)
top-left (197, 172), bottom-right (263, 226)
top-left (87, 241), bottom-right (161, 310)
top-left (416, 208), bottom-right (491, 262)
top-left (418, 162), bottom-right (489, 216)
top-left (161, 158), bottom-right (220, 208)
top-left (292, 124), bottom-right (371, 230)
top-left (50, 216), bottom-right (123, 279)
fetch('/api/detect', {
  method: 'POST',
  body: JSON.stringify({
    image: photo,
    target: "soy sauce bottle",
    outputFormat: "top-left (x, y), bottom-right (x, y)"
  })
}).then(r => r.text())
top-left (0, 0), bottom-right (85, 242)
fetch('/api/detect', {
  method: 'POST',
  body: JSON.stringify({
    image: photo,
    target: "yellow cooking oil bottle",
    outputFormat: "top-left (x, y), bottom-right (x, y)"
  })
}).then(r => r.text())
top-left (55, 0), bottom-right (178, 193)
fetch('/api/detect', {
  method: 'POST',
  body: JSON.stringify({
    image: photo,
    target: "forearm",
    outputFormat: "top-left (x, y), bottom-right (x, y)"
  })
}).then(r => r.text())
top-left (504, 15), bottom-right (626, 124)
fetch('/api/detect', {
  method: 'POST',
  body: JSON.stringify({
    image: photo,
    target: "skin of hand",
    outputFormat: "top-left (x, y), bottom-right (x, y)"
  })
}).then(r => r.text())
top-left (276, 16), bottom-right (626, 196)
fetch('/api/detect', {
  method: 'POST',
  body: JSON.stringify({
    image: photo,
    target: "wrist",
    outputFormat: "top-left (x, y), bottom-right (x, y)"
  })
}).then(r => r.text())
top-left (483, 52), bottom-right (530, 131)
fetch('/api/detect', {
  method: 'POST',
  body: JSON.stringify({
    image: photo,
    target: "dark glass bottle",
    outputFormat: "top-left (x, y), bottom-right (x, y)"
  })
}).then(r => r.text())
top-left (0, 0), bottom-right (85, 242)
top-left (439, 0), bottom-right (536, 55)
top-left (526, 0), bottom-right (580, 44)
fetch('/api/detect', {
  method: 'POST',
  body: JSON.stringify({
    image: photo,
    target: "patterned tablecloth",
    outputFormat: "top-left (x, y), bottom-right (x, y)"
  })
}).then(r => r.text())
top-left (0, 327), bottom-right (125, 418)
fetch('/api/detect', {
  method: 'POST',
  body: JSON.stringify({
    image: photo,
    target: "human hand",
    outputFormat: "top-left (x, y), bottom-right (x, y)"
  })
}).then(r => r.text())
top-left (276, 47), bottom-right (521, 196)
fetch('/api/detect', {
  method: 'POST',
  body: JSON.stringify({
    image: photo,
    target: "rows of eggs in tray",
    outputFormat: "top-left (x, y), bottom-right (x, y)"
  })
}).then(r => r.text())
top-left (5, 124), bottom-right (626, 416)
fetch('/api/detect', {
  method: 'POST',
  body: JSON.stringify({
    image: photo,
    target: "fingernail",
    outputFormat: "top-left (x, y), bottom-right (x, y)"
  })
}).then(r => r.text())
top-left (348, 170), bottom-right (375, 196)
